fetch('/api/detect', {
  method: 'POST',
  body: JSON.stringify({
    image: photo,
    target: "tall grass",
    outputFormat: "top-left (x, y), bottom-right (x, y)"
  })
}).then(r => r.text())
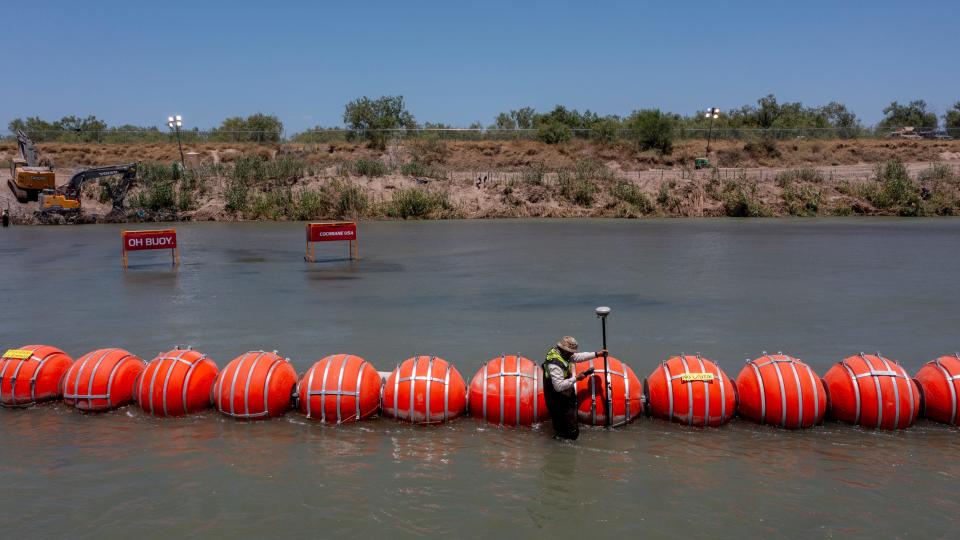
top-left (609, 182), bottom-right (653, 214)
top-left (346, 158), bottom-right (389, 177)
top-left (387, 188), bottom-right (451, 219)
top-left (400, 160), bottom-right (446, 179)
top-left (722, 179), bottom-right (770, 217)
top-left (861, 159), bottom-right (921, 216)
top-left (232, 155), bottom-right (308, 184)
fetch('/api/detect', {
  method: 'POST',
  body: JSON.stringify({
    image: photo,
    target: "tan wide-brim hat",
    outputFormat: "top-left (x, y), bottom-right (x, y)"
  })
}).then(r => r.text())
top-left (557, 336), bottom-right (579, 354)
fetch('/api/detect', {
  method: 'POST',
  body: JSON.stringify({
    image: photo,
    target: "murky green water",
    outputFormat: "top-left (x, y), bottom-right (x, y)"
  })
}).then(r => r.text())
top-left (2, 219), bottom-right (959, 538)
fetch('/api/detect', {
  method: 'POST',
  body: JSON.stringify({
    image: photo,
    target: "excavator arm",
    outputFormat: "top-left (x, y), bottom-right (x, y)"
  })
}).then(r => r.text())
top-left (15, 129), bottom-right (41, 167)
top-left (63, 163), bottom-right (138, 204)
top-left (39, 162), bottom-right (138, 214)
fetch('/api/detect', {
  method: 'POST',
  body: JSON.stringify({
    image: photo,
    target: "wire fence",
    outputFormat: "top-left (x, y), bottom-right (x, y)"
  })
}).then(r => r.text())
top-left (445, 162), bottom-right (960, 188)
top-left (2, 127), bottom-right (958, 145)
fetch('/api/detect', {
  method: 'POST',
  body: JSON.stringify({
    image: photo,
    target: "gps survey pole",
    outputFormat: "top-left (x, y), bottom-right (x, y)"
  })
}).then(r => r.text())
top-left (595, 306), bottom-right (612, 428)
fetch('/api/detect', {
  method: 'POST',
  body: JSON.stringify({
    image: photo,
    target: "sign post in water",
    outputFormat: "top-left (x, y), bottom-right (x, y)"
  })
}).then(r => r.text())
top-left (305, 222), bottom-right (359, 262)
top-left (121, 229), bottom-right (179, 269)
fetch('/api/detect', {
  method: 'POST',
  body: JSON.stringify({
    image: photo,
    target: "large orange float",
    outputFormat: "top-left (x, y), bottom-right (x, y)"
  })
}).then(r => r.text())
top-left (135, 347), bottom-right (218, 417)
top-left (213, 350), bottom-right (297, 420)
top-left (823, 353), bottom-right (919, 430)
top-left (573, 355), bottom-right (643, 426)
top-left (298, 354), bottom-right (381, 423)
top-left (0, 345), bottom-right (74, 407)
top-left (382, 356), bottom-right (466, 424)
top-left (736, 353), bottom-right (826, 429)
top-left (913, 354), bottom-right (960, 426)
top-left (468, 355), bottom-right (547, 426)
top-left (63, 348), bottom-right (145, 412)
top-left (647, 354), bottom-right (736, 427)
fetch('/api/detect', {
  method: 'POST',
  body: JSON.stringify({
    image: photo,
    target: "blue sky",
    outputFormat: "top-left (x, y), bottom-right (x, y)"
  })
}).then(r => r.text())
top-left (5, 0), bottom-right (958, 133)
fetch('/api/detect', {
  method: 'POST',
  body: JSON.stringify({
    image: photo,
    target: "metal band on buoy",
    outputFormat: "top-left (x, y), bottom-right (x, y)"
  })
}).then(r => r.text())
top-left (305, 355), bottom-right (356, 423)
top-left (932, 357), bottom-right (959, 424)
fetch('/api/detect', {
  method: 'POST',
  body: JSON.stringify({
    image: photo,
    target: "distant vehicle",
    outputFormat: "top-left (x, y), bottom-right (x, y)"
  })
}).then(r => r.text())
top-left (7, 130), bottom-right (55, 202)
top-left (922, 129), bottom-right (954, 141)
top-left (887, 127), bottom-right (922, 140)
top-left (694, 157), bottom-right (710, 169)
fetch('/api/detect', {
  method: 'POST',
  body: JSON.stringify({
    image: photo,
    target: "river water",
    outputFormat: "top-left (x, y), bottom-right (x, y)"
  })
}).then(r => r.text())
top-left (1, 219), bottom-right (959, 538)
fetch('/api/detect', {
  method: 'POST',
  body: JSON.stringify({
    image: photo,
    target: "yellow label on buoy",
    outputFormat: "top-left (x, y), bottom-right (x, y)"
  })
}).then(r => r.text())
top-left (3, 349), bottom-right (33, 360)
top-left (681, 372), bottom-right (715, 383)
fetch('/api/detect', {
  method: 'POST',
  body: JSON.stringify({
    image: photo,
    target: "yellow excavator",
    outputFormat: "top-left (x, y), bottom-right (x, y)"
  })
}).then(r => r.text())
top-left (8, 129), bottom-right (55, 202)
top-left (38, 162), bottom-right (138, 215)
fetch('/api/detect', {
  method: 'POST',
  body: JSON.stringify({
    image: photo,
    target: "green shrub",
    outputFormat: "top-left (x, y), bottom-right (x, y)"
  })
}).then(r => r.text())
top-left (224, 178), bottom-right (249, 214)
top-left (267, 155), bottom-right (308, 182)
top-left (917, 163), bottom-right (955, 183)
top-left (558, 170), bottom-right (596, 206)
top-left (864, 159), bottom-right (922, 216)
top-left (574, 159), bottom-right (615, 182)
top-left (609, 182), bottom-right (653, 214)
top-left (211, 114), bottom-right (283, 143)
top-left (537, 121), bottom-right (572, 144)
top-left (131, 164), bottom-right (177, 211)
top-left (589, 118), bottom-right (622, 143)
top-left (723, 180), bottom-right (770, 217)
top-left (247, 188), bottom-right (293, 220)
top-left (782, 183), bottom-right (822, 216)
top-left (400, 160), bottom-right (445, 178)
top-left (334, 181), bottom-right (368, 217)
top-left (98, 180), bottom-right (112, 203)
top-left (522, 162), bottom-right (548, 185)
top-left (231, 155), bottom-right (307, 184)
top-left (388, 188), bottom-right (450, 218)
top-left (291, 189), bottom-right (329, 220)
top-left (775, 168), bottom-right (823, 186)
top-left (656, 181), bottom-right (682, 213)
top-left (831, 201), bottom-right (854, 216)
top-left (744, 137), bottom-right (781, 159)
top-left (343, 95), bottom-right (417, 150)
top-left (350, 158), bottom-right (389, 177)
top-left (409, 137), bottom-right (450, 164)
top-left (624, 109), bottom-right (676, 154)
top-left (177, 184), bottom-right (196, 212)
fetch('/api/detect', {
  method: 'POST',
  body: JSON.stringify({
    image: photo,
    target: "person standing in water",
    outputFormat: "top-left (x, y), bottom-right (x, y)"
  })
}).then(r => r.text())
top-left (542, 336), bottom-right (605, 440)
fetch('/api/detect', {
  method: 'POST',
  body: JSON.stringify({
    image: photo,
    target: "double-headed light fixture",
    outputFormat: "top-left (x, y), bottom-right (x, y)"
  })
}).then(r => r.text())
top-left (704, 107), bottom-right (721, 153)
top-left (167, 115), bottom-right (185, 164)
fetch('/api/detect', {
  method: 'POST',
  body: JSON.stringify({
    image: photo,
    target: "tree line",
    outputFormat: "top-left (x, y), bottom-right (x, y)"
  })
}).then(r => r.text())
top-left (6, 114), bottom-right (284, 143)
top-left (7, 96), bottom-right (960, 152)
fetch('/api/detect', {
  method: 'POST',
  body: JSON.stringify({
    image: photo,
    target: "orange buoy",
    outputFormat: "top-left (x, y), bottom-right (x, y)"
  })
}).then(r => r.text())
top-left (63, 348), bottom-right (145, 412)
top-left (913, 354), bottom-right (960, 426)
top-left (0, 345), bottom-right (74, 407)
top-left (382, 356), bottom-right (466, 424)
top-left (823, 353), bottom-right (919, 430)
top-left (647, 354), bottom-right (736, 427)
top-left (573, 355), bottom-right (643, 426)
top-left (213, 351), bottom-right (297, 420)
top-left (298, 354), bottom-right (381, 423)
top-left (135, 347), bottom-right (218, 417)
top-left (736, 353), bottom-right (826, 429)
top-left (468, 354), bottom-right (547, 426)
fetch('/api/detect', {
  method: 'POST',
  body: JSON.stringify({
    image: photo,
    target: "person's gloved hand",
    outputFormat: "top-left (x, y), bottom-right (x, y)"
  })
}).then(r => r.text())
top-left (577, 367), bottom-right (596, 381)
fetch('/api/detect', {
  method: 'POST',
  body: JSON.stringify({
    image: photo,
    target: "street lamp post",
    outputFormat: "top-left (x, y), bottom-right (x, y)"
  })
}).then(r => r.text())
top-left (167, 115), bottom-right (185, 165)
top-left (704, 107), bottom-right (720, 154)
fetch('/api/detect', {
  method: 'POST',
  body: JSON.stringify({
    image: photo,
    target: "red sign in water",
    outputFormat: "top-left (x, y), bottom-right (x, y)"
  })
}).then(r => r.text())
top-left (123, 229), bottom-right (178, 251)
top-left (306, 222), bottom-right (357, 242)
top-left (121, 229), bottom-right (179, 268)
top-left (305, 222), bottom-right (359, 261)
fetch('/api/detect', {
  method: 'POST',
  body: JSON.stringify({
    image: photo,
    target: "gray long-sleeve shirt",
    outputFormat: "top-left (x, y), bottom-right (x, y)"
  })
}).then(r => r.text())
top-left (547, 351), bottom-right (599, 392)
